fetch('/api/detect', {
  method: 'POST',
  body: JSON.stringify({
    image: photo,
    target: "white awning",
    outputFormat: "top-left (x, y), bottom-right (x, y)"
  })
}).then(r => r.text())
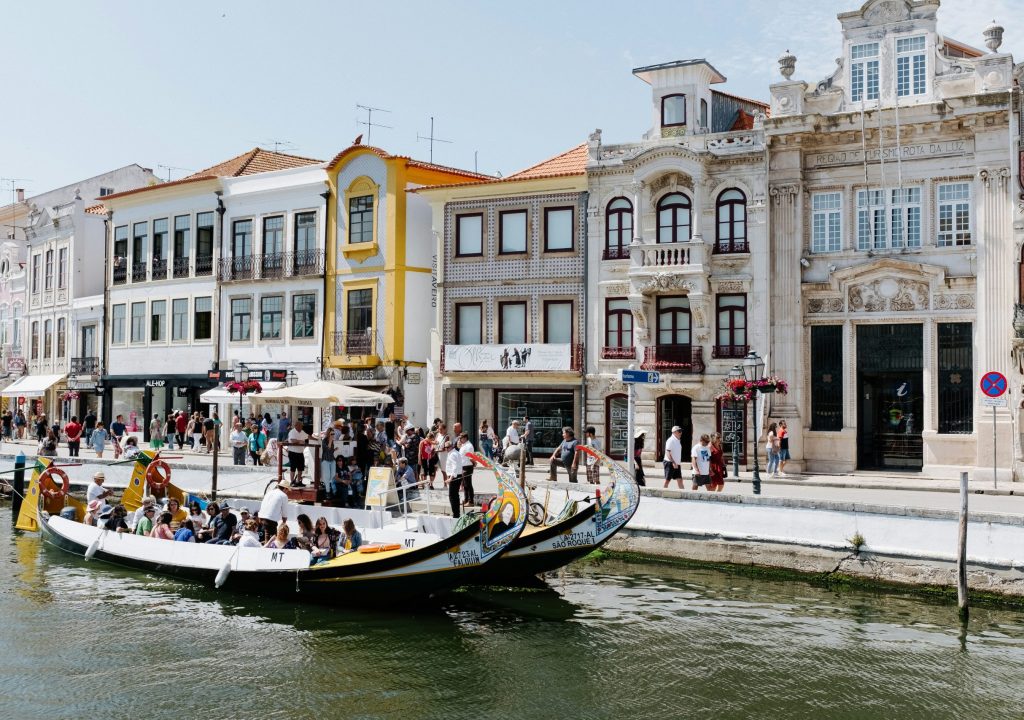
top-left (199, 382), bottom-right (286, 404)
top-left (0, 374), bottom-right (66, 398)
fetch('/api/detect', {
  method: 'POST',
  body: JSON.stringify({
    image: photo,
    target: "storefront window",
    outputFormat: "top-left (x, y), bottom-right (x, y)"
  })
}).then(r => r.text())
top-left (112, 388), bottom-right (145, 434)
top-left (496, 390), bottom-right (573, 455)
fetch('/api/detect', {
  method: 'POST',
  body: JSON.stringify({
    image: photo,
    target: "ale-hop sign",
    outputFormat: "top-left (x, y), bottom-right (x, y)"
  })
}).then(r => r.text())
top-left (443, 344), bottom-right (572, 372)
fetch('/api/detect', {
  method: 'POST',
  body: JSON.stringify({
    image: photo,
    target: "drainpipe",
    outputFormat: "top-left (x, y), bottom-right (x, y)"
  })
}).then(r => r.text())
top-left (580, 190), bottom-right (589, 432)
top-left (320, 187), bottom-right (331, 381)
top-left (214, 192), bottom-right (225, 375)
top-left (101, 211), bottom-right (112, 424)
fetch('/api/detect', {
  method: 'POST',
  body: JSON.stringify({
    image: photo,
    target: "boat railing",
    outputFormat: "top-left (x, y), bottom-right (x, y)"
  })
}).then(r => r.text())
top-left (367, 480), bottom-right (433, 532)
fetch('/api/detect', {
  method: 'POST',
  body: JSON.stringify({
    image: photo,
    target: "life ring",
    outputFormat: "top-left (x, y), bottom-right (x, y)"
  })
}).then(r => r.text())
top-left (145, 459), bottom-right (171, 490)
top-left (39, 467), bottom-right (69, 500)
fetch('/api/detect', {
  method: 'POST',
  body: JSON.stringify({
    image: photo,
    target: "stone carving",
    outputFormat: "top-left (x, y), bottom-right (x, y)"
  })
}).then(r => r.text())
top-left (634, 274), bottom-right (696, 295)
top-left (778, 50), bottom-right (796, 80)
top-left (769, 185), bottom-right (799, 198)
top-left (628, 296), bottom-right (648, 341)
top-left (707, 134), bottom-right (755, 151)
top-left (933, 293), bottom-right (976, 310)
top-left (807, 297), bottom-right (845, 314)
top-left (979, 167), bottom-right (1010, 188)
top-left (649, 172), bottom-right (693, 193)
top-left (693, 307), bottom-right (706, 328)
top-left (606, 283), bottom-right (629, 296)
top-left (848, 278), bottom-right (929, 312)
top-left (716, 281), bottom-right (745, 293)
top-left (865, 0), bottom-right (907, 24)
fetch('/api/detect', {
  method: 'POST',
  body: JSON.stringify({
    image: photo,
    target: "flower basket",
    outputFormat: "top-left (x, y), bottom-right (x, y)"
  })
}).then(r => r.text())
top-left (716, 376), bottom-right (789, 403)
top-left (225, 379), bottom-right (263, 395)
top-left (60, 390), bottom-right (80, 402)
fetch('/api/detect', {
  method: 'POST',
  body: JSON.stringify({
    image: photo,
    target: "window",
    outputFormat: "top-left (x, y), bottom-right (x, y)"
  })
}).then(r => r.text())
top-left (150, 300), bottom-right (166, 342)
top-left (937, 183), bottom-right (971, 246)
top-left (543, 300), bottom-right (572, 344)
top-left (57, 248), bottom-right (68, 289)
top-left (30, 321), bottom-right (38, 359)
top-left (811, 192), bottom-right (842, 252)
top-left (230, 298), bottom-right (251, 342)
top-left (11, 303), bottom-right (19, 350)
top-left (132, 222), bottom-right (148, 263)
top-left (715, 294), bottom-right (747, 357)
top-left (498, 301), bottom-right (527, 344)
top-left (113, 225), bottom-right (128, 260)
top-left (605, 298), bottom-right (632, 349)
top-left (56, 318), bottom-right (65, 358)
top-left (0, 307), bottom-right (7, 346)
top-left (260, 296), bottom-right (283, 340)
top-left (810, 325), bottom-right (843, 431)
top-left (657, 193), bottom-right (691, 244)
top-left (938, 322), bottom-right (972, 434)
top-left (262, 216), bottom-right (284, 256)
top-left (111, 305), bottom-right (125, 345)
top-left (294, 211), bottom-right (316, 255)
top-left (544, 207), bottom-right (574, 252)
top-left (896, 35), bottom-right (926, 97)
top-left (291, 294), bottom-right (316, 339)
top-left (346, 288), bottom-right (373, 335)
top-left (232, 219), bottom-right (252, 257)
top-left (856, 189), bottom-right (886, 251)
top-left (661, 94), bottom-right (686, 127)
top-left (656, 296), bottom-right (691, 345)
top-left (715, 189), bottom-right (747, 253)
top-left (44, 249), bottom-right (53, 290)
top-left (455, 303), bottom-right (482, 345)
top-left (99, 187), bottom-right (114, 197)
top-left (890, 187), bottom-right (922, 248)
top-left (605, 197), bottom-right (632, 259)
top-left (499, 210), bottom-right (527, 254)
top-left (43, 319), bottom-right (52, 358)
top-left (153, 218), bottom-right (168, 261)
top-left (173, 215), bottom-right (190, 258)
top-left (700, 99), bottom-right (708, 130)
top-left (194, 297), bottom-right (212, 341)
top-left (348, 195), bottom-right (374, 244)
top-left (850, 42), bottom-right (879, 102)
top-left (130, 302), bottom-right (145, 343)
top-left (196, 212), bottom-right (214, 257)
top-left (171, 298), bottom-right (188, 341)
top-left (30, 254), bottom-right (39, 293)
top-left (455, 213), bottom-right (483, 257)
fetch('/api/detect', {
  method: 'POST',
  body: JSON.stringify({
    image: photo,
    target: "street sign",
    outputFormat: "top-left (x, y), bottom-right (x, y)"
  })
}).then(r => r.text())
top-left (621, 369), bottom-right (660, 384)
top-left (980, 371), bottom-right (1008, 398)
top-left (983, 396), bottom-right (1008, 407)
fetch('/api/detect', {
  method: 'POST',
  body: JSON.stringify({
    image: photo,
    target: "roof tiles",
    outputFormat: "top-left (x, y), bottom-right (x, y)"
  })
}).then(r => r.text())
top-left (413, 142), bottom-right (587, 193)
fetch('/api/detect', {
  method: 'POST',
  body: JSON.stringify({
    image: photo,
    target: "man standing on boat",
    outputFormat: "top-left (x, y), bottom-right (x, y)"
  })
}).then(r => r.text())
top-left (458, 431), bottom-right (475, 508)
top-left (548, 427), bottom-right (579, 483)
top-left (86, 471), bottom-right (114, 506)
top-left (258, 480), bottom-right (289, 537)
top-left (444, 441), bottom-right (464, 519)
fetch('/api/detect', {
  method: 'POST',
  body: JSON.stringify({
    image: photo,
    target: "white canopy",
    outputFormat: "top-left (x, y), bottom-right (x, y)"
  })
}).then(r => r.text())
top-left (253, 380), bottom-right (392, 408)
top-left (199, 382), bottom-right (286, 404)
top-left (0, 374), bottom-right (65, 398)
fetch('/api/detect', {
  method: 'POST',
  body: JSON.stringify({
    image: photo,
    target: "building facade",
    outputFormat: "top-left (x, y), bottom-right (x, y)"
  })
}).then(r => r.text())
top-left (584, 60), bottom-right (770, 461)
top-left (419, 145), bottom-right (588, 453)
top-left (322, 144), bottom-right (489, 424)
top-left (766, 0), bottom-right (1019, 479)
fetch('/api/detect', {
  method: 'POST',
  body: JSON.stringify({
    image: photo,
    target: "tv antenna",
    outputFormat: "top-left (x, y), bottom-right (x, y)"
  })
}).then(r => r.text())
top-left (251, 139), bottom-right (297, 154)
top-left (356, 104), bottom-right (392, 144)
top-left (157, 164), bottom-right (194, 182)
top-left (416, 116), bottom-right (452, 163)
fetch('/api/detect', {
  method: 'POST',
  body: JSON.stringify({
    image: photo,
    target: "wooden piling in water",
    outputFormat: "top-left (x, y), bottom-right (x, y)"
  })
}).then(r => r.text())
top-left (957, 470), bottom-right (969, 623)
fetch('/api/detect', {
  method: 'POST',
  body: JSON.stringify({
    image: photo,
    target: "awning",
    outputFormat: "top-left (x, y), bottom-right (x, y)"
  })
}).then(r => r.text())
top-left (0, 374), bottom-right (66, 398)
top-left (254, 380), bottom-right (393, 408)
top-left (199, 382), bottom-right (286, 404)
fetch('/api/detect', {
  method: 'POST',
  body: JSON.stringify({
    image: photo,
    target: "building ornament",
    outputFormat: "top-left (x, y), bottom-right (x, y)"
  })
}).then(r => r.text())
top-left (715, 281), bottom-right (745, 293)
top-left (848, 278), bottom-right (929, 313)
top-left (605, 283), bottom-right (629, 296)
top-left (807, 297), bottom-right (845, 314)
top-left (649, 172), bottom-right (693, 194)
top-left (933, 293), bottom-right (976, 310)
top-left (633, 274), bottom-right (696, 295)
top-left (865, 0), bottom-right (909, 24)
top-left (979, 167), bottom-right (1010, 188)
top-left (627, 295), bottom-right (649, 341)
top-left (769, 184), bottom-right (799, 198)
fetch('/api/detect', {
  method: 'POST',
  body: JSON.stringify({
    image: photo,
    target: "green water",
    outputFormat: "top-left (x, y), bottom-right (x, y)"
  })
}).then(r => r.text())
top-left (2, 509), bottom-right (1023, 720)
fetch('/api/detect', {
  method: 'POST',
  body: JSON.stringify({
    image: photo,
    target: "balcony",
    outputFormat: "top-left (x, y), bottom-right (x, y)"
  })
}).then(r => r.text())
top-left (151, 258), bottom-right (168, 280)
top-left (220, 251), bottom-right (327, 282)
top-left (712, 240), bottom-right (750, 255)
top-left (221, 255), bottom-right (255, 281)
top-left (195, 255), bottom-right (214, 277)
top-left (131, 261), bottom-right (147, 283)
top-left (333, 331), bottom-right (374, 356)
top-left (260, 253), bottom-right (286, 280)
top-left (112, 266), bottom-right (127, 285)
top-left (291, 249), bottom-right (325, 276)
top-left (712, 344), bottom-right (749, 359)
top-left (602, 246), bottom-right (631, 261)
top-left (70, 356), bottom-right (99, 376)
top-left (601, 345), bottom-right (636, 360)
top-left (640, 344), bottom-right (705, 374)
top-left (173, 256), bottom-right (190, 279)
top-left (442, 343), bottom-right (584, 373)
top-left (628, 240), bottom-right (706, 284)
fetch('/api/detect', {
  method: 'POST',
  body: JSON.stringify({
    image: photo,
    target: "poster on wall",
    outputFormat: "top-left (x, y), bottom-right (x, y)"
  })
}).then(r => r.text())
top-left (444, 344), bottom-right (572, 372)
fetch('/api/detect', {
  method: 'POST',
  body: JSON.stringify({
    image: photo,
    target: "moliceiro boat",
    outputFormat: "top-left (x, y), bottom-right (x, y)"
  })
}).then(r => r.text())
top-left (22, 452), bottom-right (529, 605)
top-left (471, 446), bottom-right (640, 583)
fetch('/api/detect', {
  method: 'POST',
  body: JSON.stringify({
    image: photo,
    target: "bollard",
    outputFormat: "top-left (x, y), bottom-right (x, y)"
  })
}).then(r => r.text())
top-left (10, 453), bottom-right (25, 521)
top-left (957, 470), bottom-right (969, 623)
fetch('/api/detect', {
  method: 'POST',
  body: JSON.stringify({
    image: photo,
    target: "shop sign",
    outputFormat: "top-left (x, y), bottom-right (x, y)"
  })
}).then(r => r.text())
top-left (145, 379), bottom-right (166, 387)
top-left (6, 357), bottom-right (25, 373)
top-left (406, 370), bottom-right (421, 385)
top-left (444, 344), bottom-right (572, 372)
top-left (66, 378), bottom-right (97, 391)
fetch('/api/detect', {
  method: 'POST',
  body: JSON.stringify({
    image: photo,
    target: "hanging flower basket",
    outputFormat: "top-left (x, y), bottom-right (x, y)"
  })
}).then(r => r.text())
top-left (716, 376), bottom-right (789, 403)
top-left (225, 380), bottom-right (263, 395)
top-left (60, 390), bottom-right (80, 402)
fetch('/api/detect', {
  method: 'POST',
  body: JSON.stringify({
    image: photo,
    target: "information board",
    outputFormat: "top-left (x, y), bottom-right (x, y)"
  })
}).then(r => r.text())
top-left (364, 466), bottom-right (397, 508)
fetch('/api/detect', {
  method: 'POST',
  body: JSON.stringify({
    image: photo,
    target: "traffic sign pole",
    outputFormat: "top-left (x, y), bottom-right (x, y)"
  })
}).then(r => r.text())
top-left (626, 382), bottom-right (635, 479)
top-left (979, 370), bottom-right (1008, 489)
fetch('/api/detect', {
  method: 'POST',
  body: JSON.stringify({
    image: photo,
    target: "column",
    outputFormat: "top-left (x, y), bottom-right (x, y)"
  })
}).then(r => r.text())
top-left (631, 180), bottom-right (643, 244)
top-left (691, 181), bottom-right (704, 242)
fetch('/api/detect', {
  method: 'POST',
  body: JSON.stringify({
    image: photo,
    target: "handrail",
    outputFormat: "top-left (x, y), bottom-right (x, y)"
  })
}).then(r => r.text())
top-left (366, 479), bottom-right (432, 532)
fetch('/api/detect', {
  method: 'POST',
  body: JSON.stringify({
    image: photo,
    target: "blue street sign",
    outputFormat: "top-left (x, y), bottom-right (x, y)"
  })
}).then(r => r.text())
top-left (621, 369), bottom-right (660, 384)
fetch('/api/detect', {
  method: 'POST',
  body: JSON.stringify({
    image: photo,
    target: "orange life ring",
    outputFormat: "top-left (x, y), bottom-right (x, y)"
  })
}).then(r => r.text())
top-left (145, 459), bottom-right (171, 489)
top-left (39, 467), bottom-right (69, 500)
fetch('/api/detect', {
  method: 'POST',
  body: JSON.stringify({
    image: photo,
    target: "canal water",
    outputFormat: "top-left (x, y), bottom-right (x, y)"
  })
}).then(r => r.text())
top-left (2, 509), bottom-right (1023, 720)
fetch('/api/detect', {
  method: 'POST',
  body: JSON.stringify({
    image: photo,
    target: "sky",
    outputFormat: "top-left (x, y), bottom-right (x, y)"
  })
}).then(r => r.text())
top-left (1, 0), bottom-right (1021, 197)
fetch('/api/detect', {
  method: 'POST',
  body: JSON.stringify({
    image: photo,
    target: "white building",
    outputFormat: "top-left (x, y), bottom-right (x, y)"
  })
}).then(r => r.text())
top-left (584, 60), bottom-right (770, 463)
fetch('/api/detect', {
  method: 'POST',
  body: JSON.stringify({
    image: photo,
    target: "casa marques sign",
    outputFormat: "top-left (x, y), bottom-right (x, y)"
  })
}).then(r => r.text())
top-left (444, 344), bottom-right (572, 372)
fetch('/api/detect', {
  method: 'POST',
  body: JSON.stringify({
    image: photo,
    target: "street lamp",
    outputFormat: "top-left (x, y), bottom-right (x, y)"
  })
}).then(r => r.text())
top-left (728, 364), bottom-right (743, 479)
top-left (743, 351), bottom-right (766, 495)
top-left (233, 362), bottom-right (249, 422)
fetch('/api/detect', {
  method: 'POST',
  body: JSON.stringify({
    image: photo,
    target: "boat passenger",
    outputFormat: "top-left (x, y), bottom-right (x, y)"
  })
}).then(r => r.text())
top-left (135, 505), bottom-right (156, 536)
top-left (444, 442), bottom-right (465, 519)
top-left (84, 499), bottom-right (104, 527)
top-left (86, 471), bottom-right (114, 506)
top-left (257, 481), bottom-right (289, 537)
top-left (311, 517), bottom-right (338, 563)
top-left (173, 519), bottom-right (196, 542)
top-left (165, 498), bottom-right (187, 529)
top-left (195, 503), bottom-right (219, 542)
top-left (131, 496), bottom-right (158, 529)
top-left (188, 502), bottom-right (206, 530)
top-left (207, 504), bottom-right (237, 545)
top-left (296, 513), bottom-right (316, 543)
top-left (337, 519), bottom-right (363, 554)
top-left (103, 505), bottom-right (130, 534)
top-left (264, 522), bottom-right (295, 549)
top-left (150, 511), bottom-right (175, 540)
top-left (396, 457), bottom-right (418, 513)
top-left (236, 519), bottom-right (262, 548)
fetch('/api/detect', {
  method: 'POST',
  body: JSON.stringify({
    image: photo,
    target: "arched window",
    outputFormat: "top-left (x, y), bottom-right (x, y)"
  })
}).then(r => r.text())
top-left (604, 197), bottom-right (632, 260)
top-left (716, 188), bottom-right (747, 253)
top-left (657, 193), bottom-right (691, 244)
top-left (661, 94), bottom-right (686, 127)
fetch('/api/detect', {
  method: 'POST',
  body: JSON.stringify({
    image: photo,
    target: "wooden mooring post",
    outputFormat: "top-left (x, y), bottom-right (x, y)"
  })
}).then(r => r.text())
top-left (957, 470), bottom-right (969, 623)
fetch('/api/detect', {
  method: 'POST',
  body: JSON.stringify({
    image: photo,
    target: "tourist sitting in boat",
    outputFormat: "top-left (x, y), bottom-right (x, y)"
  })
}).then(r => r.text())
top-left (195, 503), bottom-right (219, 541)
top-left (84, 499), bottom-right (105, 527)
top-left (264, 522), bottom-right (295, 550)
top-left (257, 481), bottom-right (289, 537)
top-left (164, 498), bottom-right (187, 529)
top-left (150, 512), bottom-right (175, 540)
top-left (173, 519), bottom-right (196, 542)
top-left (206, 504), bottom-right (237, 545)
top-left (123, 436), bottom-right (141, 459)
top-left (236, 519), bottom-right (262, 548)
top-left (135, 505), bottom-right (156, 536)
top-left (337, 518), bottom-right (363, 554)
top-left (131, 496), bottom-right (157, 529)
top-left (188, 501), bottom-right (206, 531)
top-left (102, 505), bottom-right (130, 533)
top-left (310, 517), bottom-right (338, 563)
top-left (296, 513), bottom-right (316, 544)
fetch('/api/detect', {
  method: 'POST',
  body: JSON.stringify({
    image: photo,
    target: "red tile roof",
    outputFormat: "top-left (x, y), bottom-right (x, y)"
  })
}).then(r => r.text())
top-left (326, 143), bottom-right (491, 180)
top-left (412, 143), bottom-right (587, 193)
top-left (85, 204), bottom-right (107, 215)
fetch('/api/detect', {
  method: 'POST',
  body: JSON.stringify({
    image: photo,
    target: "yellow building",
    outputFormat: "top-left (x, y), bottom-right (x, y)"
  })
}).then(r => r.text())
top-left (322, 144), bottom-right (488, 423)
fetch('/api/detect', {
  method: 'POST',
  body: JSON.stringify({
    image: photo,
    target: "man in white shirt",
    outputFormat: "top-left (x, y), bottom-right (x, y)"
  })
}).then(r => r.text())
top-left (691, 434), bottom-right (712, 490)
top-left (583, 426), bottom-right (602, 485)
top-left (258, 480), bottom-right (290, 537)
top-left (86, 471), bottom-right (113, 505)
top-left (287, 422), bottom-right (310, 486)
top-left (230, 422), bottom-right (248, 466)
top-left (458, 431), bottom-right (476, 508)
top-left (503, 420), bottom-right (521, 464)
top-left (663, 425), bottom-right (684, 489)
top-left (444, 443), bottom-right (464, 519)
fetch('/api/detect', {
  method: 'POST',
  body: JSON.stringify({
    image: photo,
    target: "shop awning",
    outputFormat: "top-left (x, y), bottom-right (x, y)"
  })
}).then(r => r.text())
top-left (255, 380), bottom-right (393, 408)
top-left (199, 382), bottom-right (286, 404)
top-left (0, 374), bottom-right (66, 398)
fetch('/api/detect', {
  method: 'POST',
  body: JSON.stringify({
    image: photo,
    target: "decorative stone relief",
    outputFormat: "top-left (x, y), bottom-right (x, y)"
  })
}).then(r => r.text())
top-left (865, 0), bottom-right (908, 24)
top-left (848, 278), bottom-right (929, 313)
top-left (628, 296), bottom-right (649, 341)
top-left (769, 185), bottom-right (799, 201)
top-left (634, 274), bottom-right (696, 295)
top-left (807, 297), bottom-right (845, 314)
top-left (715, 281), bottom-right (745, 293)
top-left (933, 293), bottom-right (976, 310)
top-left (649, 172), bottom-right (693, 194)
top-left (979, 167), bottom-right (1010, 189)
top-left (605, 283), bottom-right (629, 296)
top-left (692, 306), bottom-right (706, 328)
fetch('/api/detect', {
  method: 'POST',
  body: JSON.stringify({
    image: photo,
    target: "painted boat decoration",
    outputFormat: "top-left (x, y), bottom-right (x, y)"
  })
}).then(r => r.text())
top-left (23, 451), bottom-right (530, 605)
top-left (471, 445), bottom-right (640, 582)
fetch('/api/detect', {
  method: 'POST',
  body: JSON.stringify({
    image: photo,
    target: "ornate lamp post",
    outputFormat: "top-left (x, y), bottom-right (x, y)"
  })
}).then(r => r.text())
top-left (232, 362), bottom-right (250, 421)
top-left (743, 351), bottom-right (766, 495)
top-left (728, 365), bottom-right (743, 479)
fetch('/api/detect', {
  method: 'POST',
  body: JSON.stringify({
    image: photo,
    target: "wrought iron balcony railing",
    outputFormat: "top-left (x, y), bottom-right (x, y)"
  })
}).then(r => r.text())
top-left (712, 344), bottom-right (749, 359)
top-left (601, 345), bottom-right (636, 360)
top-left (70, 356), bottom-right (100, 376)
top-left (195, 255), bottom-right (214, 276)
top-left (131, 261), bottom-right (147, 283)
top-left (173, 256), bottom-right (190, 278)
top-left (151, 258), bottom-right (168, 280)
top-left (112, 266), bottom-right (127, 285)
top-left (602, 246), bottom-right (631, 260)
top-left (333, 331), bottom-right (374, 356)
top-left (640, 344), bottom-right (705, 374)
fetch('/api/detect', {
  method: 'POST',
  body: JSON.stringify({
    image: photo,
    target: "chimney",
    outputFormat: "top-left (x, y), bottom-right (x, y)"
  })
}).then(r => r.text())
top-left (15, 188), bottom-right (24, 202)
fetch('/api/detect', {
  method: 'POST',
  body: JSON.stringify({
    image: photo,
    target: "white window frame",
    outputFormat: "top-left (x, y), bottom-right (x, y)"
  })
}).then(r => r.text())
top-left (811, 192), bottom-right (842, 253)
top-left (111, 304), bottom-right (126, 345)
top-left (896, 35), bottom-right (927, 98)
top-left (856, 189), bottom-right (886, 251)
top-left (171, 298), bottom-right (189, 342)
top-left (890, 187), bottom-right (922, 248)
top-left (936, 182), bottom-right (972, 247)
top-left (850, 42), bottom-right (879, 103)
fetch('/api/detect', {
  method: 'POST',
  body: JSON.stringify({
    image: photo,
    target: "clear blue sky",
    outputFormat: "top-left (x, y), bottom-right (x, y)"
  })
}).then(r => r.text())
top-left (2, 0), bottom-right (1017, 196)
